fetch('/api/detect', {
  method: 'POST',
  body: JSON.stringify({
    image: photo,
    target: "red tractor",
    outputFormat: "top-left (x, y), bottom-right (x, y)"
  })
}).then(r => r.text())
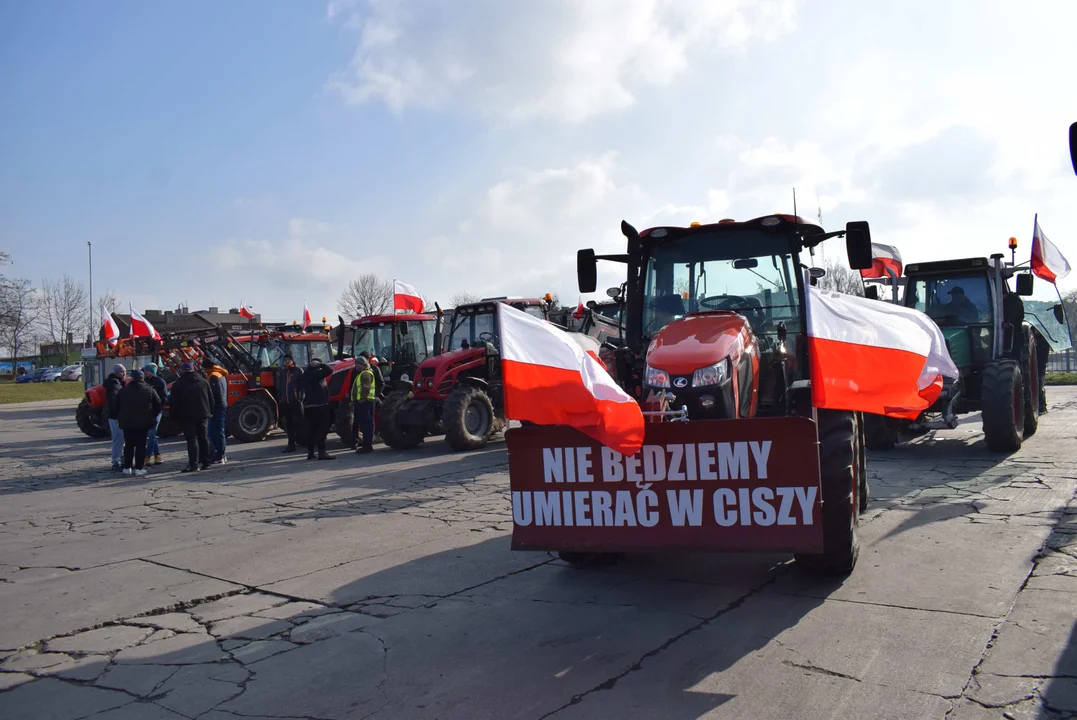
top-left (379, 297), bottom-right (556, 452)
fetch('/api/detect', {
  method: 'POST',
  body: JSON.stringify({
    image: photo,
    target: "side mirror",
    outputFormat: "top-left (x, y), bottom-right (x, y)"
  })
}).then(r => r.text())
top-left (605, 287), bottom-right (620, 298)
top-left (1070, 121), bottom-right (1077, 176)
top-left (845, 221), bottom-right (873, 270)
top-left (399, 321), bottom-right (410, 335)
top-left (865, 285), bottom-right (880, 300)
top-left (1015, 273), bottom-right (1034, 296)
top-left (732, 258), bottom-right (759, 269)
top-left (808, 267), bottom-right (826, 280)
top-left (1054, 304), bottom-right (1065, 324)
top-left (577, 249), bottom-right (597, 293)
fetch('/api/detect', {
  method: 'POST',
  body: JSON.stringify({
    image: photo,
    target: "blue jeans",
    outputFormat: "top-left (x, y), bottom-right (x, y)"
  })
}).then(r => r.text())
top-left (108, 418), bottom-right (123, 465)
top-left (209, 411), bottom-right (227, 460)
top-left (146, 413), bottom-right (162, 457)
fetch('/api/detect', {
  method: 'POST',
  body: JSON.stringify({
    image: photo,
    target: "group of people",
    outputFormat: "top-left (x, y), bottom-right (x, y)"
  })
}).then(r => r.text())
top-left (104, 357), bottom-right (230, 474)
top-left (277, 351), bottom-right (384, 460)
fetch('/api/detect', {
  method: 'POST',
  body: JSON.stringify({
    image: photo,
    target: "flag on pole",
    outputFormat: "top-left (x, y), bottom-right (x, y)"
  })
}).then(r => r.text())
top-left (102, 312), bottom-right (120, 346)
top-left (301, 302), bottom-right (312, 330)
top-left (807, 285), bottom-right (958, 420)
top-left (129, 305), bottom-right (162, 341)
top-left (572, 300), bottom-right (586, 320)
top-left (498, 303), bottom-right (644, 456)
top-left (393, 280), bottom-right (425, 313)
top-left (1031, 214), bottom-right (1070, 283)
top-left (859, 243), bottom-right (903, 280)
top-left (239, 305), bottom-right (256, 320)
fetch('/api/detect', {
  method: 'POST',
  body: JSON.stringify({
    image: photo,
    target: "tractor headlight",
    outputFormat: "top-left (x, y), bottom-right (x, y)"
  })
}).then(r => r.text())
top-left (645, 364), bottom-right (671, 388)
top-left (692, 360), bottom-right (730, 387)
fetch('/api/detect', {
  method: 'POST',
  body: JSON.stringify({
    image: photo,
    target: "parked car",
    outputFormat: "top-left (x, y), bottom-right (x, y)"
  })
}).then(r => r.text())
top-left (39, 367), bottom-right (63, 382)
top-left (15, 370), bottom-right (36, 384)
top-left (60, 364), bottom-right (83, 382)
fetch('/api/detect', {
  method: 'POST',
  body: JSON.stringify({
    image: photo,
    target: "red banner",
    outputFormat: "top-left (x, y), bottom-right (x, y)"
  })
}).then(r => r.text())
top-left (506, 417), bottom-right (823, 554)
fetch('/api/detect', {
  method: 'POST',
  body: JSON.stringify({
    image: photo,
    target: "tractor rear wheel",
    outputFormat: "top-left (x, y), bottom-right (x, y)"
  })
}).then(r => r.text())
top-left (1021, 334), bottom-right (1040, 437)
top-left (380, 390), bottom-right (424, 450)
top-left (981, 360), bottom-right (1024, 453)
top-left (227, 395), bottom-right (273, 443)
top-left (76, 399), bottom-right (109, 438)
top-left (443, 385), bottom-right (495, 451)
top-left (795, 409), bottom-right (859, 575)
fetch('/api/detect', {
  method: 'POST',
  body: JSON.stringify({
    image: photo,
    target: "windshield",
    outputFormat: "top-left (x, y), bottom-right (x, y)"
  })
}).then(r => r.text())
top-left (353, 324), bottom-right (394, 361)
top-left (449, 310), bottom-right (496, 350)
top-left (642, 231), bottom-right (800, 339)
top-left (907, 272), bottom-right (991, 326)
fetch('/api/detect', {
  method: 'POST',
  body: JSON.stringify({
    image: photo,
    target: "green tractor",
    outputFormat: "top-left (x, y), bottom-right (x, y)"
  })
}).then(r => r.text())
top-left (865, 252), bottom-right (1071, 452)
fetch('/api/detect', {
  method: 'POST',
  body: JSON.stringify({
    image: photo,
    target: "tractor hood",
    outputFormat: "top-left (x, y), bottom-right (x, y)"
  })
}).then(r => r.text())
top-left (646, 313), bottom-right (751, 376)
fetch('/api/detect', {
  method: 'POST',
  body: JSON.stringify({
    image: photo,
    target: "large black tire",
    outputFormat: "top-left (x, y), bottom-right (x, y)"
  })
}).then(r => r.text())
top-left (981, 360), bottom-right (1024, 453)
top-left (380, 390), bottom-right (424, 450)
top-left (76, 399), bottom-right (109, 439)
top-left (443, 385), bottom-right (496, 451)
top-left (1020, 333), bottom-right (1040, 438)
top-left (227, 395), bottom-right (274, 443)
top-left (856, 413), bottom-right (870, 514)
top-left (334, 402), bottom-right (352, 444)
top-left (863, 413), bottom-right (898, 451)
top-left (795, 409), bottom-right (859, 575)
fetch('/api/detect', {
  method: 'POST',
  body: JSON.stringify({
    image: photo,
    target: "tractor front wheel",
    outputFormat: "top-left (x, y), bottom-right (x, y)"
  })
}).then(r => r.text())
top-left (76, 399), bottom-right (109, 439)
top-left (227, 395), bottom-right (273, 443)
top-left (1021, 334), bottom-right (1040, 438)
top-left (443, 385), bottom-right (496, 451)
top-left (981, 360), bottom-right (1024, 453)
top-left (795, 409), bottom-right (859, 575)
top-left (380, 390), bottom-right (424, 450)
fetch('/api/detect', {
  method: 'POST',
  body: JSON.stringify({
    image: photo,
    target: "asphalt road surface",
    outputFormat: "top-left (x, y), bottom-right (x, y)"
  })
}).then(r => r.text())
top-left (1, 393), bottom-right (1075, 720)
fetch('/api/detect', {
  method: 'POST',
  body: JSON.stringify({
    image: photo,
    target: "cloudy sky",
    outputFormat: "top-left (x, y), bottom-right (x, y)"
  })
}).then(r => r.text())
top-left (3, 0), bottom-right (1076, 321)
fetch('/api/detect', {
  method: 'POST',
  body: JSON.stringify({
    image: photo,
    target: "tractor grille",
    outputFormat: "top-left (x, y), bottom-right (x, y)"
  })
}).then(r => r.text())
top-left (421, 367), bottom-right (435, 377)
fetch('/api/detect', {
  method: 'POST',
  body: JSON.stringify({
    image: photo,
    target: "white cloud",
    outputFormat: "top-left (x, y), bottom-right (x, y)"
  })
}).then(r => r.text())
top-left (326, 0), bottom-right (798, 123)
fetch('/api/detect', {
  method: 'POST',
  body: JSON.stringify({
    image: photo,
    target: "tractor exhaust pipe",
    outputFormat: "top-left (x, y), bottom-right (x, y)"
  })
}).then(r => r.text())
top-left (432, 303), bottom-right (444, 357)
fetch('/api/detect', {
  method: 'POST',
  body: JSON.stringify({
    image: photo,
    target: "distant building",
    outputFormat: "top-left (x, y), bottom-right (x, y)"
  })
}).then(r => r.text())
top-left (106, 306), bottom-right (264, 339)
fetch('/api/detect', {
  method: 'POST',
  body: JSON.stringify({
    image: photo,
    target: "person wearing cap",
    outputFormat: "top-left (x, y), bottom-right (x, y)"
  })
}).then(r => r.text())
top-left (300, 356), bottom-right (334, 460)
top-left (350, 355), bottom-right (377, 453)
top-left (943, 286), bottom-right (980, 324)
top-left (103, 364), bottom-right (127, 471)
top-left (115, 369), bottom-right (162, 477)
top-left (169, 362), bottom-right (213, 472)
top-left (143, 363), bottom-right (168, 466)
top-left (201, 357), bottom-right (229, 465)
top-left (279, 354), bottom-right (304, 453)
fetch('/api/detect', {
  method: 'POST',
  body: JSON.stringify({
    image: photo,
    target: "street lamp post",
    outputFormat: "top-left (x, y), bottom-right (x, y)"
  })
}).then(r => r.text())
top-left (87, 241), bottom-right (93, 346)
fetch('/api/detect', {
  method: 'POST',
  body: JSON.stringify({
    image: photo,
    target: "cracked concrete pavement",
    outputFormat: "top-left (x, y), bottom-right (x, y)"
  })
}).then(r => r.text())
top-left (1, 393), bottom-right (1075, 719)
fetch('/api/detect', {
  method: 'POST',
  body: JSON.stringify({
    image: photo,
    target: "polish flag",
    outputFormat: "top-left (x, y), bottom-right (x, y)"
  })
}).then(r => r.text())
top-left (572, 300), bottom-right (586, 320)
top-left (102, 312), bottom-right (120, 346)
top-left (301, 303), bottom-right (312, 330)
top-left (498, 303), bottom-right (644, 456)
top-left (1031, 215), bottom-right (1070, 283)
top-left (859, 243), bottom-right (903, 280)
top-left (239, 305), bottom-right (256, 320)
top-left (394, 280), bottom-right (425, 313)
top-left (807, 285), bottom-right (958, 420)
top-left (129, 305), bottom-right (161, 341)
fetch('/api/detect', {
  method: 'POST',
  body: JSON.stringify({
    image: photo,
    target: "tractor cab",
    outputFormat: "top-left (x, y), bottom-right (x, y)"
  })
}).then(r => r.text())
top-left (237, 331), bottom-right (334, 369)
top-left (349, 313), bottom-right (438, 385)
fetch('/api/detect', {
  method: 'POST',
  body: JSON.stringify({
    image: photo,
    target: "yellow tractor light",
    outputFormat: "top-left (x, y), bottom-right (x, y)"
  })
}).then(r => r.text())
top-left (544, 293), bottom-right (553, 301)
top-left (690, 221), bottom-right (701, 227)
top-left (1008, 236), bottom-right (1018, 250)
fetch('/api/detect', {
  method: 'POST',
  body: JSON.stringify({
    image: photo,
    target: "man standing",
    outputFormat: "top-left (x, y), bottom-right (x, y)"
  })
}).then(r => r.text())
top-left (168, 362), bottom-right (212, 473)
top-left (143, 363), bottom-right (168, 466)
top-left (115, 369), bottom-right (162, 477)
top-left (201, 358), bottom-right (229, 465)
top-left (104, 364), bottom-right (127, 471)
top-left (279, 355), bottom-right (304, 453)
top-left (301, 357), bottom-right (334, 461)
top-left (350, 355), bottom-right (377, 453)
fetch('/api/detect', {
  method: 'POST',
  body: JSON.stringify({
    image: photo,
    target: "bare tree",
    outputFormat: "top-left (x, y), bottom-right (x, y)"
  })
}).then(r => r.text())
top-left (338, 274), bottom-right (393, 318)
top-left (41, 275), bottom-right (88, 359)
top-left (450, 292), bottom-right (480, 307)
top-left (0, 278), bottom-right (40, 363)
top-left (815, 260), bottom-right (864, 297)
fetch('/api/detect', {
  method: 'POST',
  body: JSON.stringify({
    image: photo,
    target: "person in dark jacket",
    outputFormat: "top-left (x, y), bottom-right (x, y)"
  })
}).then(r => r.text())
top-left (169, 362), bottom-right (213, 472)
top-left (115, 369), bottom-right (162, 476)
top-left (103, 364), bottom-right (127, 471)
top-left (279, 355), bottom-right (304, 453)
top-left (201, 358), bottom-right (229, 464)
top-left (143, 363), bottom-right (168, 466)
top-left (301, 357), bottom-right (334, 461)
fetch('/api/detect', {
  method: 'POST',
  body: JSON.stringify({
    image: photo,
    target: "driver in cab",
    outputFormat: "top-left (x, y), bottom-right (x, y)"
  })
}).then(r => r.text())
top-left (941, 286), bottom-right (980, 323)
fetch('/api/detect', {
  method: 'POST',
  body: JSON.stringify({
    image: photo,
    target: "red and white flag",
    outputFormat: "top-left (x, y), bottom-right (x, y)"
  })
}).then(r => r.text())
top-left (1031, 215), bottom-right (1070, 283)
top-left (572, 300), bottom-right (586, 320)
top-left (129, 305), bottom-right (161, 341)
top-left (859, 243), bottom-right (903, 280)
top-left (393, 280), bottom-right (424, 313)
top-left (807, 286), bottom-right (958, 420)
top-left (239, 305), bottom-right (256, 320)
top-left (498, 303), bottom-right (644, 456)
top-left (102, 312), bottom-right (120, 346)
top-left (301, 302), bottom-right (312, 330)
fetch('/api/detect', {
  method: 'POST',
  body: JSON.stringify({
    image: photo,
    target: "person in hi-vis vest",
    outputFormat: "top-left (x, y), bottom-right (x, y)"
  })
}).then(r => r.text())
top-left (351, 356), bottom-right (377, 453)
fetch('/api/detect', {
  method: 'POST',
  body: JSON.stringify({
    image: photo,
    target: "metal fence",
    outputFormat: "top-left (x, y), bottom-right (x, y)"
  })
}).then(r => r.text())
top-left (1047, 350), bottom-right (1075, 373)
